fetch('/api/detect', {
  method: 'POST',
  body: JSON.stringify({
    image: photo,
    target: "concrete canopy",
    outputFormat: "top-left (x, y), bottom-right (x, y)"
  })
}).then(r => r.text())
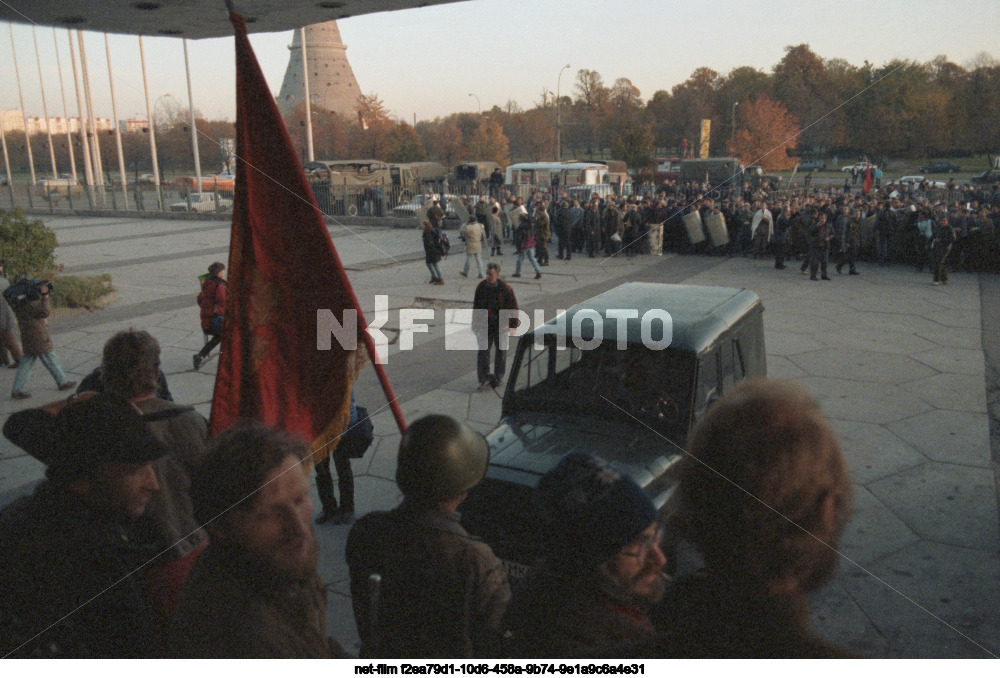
top-left (0, 0), bottom-right (466, 40)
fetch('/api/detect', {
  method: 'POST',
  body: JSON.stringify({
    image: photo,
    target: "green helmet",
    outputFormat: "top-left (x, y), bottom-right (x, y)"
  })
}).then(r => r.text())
top-left (396, 414), bottom-right (489, 502)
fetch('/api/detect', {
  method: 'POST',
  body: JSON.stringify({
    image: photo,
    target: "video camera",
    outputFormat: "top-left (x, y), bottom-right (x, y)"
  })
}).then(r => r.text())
top-left (2, 278), bottom-right (53, 307)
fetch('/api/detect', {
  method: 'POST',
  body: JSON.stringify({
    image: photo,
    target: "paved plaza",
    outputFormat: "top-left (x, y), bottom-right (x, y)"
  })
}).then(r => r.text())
top-left (0, 213), bottom-right (997, 658)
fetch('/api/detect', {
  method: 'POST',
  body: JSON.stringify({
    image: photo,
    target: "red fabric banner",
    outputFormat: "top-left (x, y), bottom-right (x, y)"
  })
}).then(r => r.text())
top-left (209, 12), bottom-right (359, 453)
top-left (863, 163), bottom-right (872, 195)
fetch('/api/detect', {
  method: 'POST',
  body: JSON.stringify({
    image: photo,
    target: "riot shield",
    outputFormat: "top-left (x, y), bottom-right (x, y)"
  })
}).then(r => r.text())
top-left (683, 211), bottom-right (706, 244)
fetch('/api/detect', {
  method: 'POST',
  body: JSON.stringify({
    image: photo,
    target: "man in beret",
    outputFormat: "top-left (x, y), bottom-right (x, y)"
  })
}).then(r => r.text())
top-left (502, 452), bottom-right (667, 657)
top-left (0, 393), bottom-right (165, 657)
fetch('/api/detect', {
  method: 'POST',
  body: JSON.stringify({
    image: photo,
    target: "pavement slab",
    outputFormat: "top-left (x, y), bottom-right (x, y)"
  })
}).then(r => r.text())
top-left (867, 462), bottom-right (999, 551)
top-left (904, 372), bottom-right (988, 413)
top-left (797, 375), bottom-right (935, 424)
top-left (911, 347), bottom-right (986, 375)
top-left (886, 410), bottom-right (991, 467)
top-left (790, 347), bottom-right (937, 384)
top-left (828, 419), bottom-right (928, 485)
top-left (837, 485), bottom-right (920, 565)
top-left (820, 541), bottom-right (1000, 658)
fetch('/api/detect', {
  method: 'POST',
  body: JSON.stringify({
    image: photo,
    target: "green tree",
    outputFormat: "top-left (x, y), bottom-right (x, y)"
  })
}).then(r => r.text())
top-left (0, 208), bottom-right (58, 279)
top-left (385, 122), bottom-right (427, 162)
top-left (664, 68), bottom-right (720, 154)
top-left (772, 45), bottom-right (840, 150)
top-left (351, 93), bottom-right (393, 159)
top-left (465, 117), bottom-right (510, 167)
top-left (610, 122), bottom-right (655, 170)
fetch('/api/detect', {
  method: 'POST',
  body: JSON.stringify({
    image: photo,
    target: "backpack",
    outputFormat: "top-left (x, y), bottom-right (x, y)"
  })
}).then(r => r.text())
top-left (436, 228), bottom-right (451, 255)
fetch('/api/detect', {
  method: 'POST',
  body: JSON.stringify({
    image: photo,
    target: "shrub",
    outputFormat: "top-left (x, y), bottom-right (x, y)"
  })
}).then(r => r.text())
top-left (49, 274), bottom-right (115, 310)
top-left (0, 208), bottom-right (57, 280)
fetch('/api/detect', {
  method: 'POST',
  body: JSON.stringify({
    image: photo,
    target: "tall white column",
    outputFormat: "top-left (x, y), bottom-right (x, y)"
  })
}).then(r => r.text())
top-left (33, 27), bottom-right (58, 179)
top-left (9, 24), bottom-right (37, 185)
top-left (52, 28), bottom-right (78, 182)
top-left (105, 33), bottom-right (129, 208)
top-left (77, 29), bottom-right (106, 204)
top-left (183, 39), bottom-right (202, 188)
top-left (138, 35), bottom-right (162, 209)
top-left (301, 26), bottom-right (314, 162)
top-left (67, 29), bottom-right (95, 206)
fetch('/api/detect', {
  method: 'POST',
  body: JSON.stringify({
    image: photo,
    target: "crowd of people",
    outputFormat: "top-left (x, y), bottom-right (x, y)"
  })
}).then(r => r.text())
top-left (418, 177), bottom-right (1000, 286)
top-left (0, 324), bottom-right (857, 659)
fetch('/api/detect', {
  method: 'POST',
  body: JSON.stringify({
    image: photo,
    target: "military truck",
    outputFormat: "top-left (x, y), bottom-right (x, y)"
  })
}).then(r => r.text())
top-left (680, 157), bottom-right (743, 186)
top-left (461, 282), bottom-right (767, 579)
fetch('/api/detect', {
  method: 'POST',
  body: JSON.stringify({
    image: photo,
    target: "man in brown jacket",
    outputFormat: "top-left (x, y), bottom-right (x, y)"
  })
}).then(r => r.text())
top-left (10, 279), bottom-right (75, 399)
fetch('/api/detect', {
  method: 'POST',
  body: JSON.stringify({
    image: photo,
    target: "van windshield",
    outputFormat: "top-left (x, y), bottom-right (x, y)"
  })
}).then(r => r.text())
top-left (507, 337), bottom-right (694, 439)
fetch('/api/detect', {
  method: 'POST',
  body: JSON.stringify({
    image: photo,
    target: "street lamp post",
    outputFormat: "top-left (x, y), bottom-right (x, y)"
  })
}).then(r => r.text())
top-left (468, 93), bottom-right (481, 114)
top-left (556, 63), bottom-right (570, 162)
top-left (730, 101), bottom-right (739, 147)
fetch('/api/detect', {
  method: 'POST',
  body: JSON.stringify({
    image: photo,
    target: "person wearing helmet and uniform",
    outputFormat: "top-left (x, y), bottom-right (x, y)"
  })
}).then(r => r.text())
top-left (345, 414), bottom-right (510, 658)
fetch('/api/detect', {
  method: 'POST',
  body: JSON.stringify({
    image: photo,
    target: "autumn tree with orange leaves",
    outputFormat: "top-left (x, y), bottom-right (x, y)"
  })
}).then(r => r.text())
top-left (728, 95), bottom-right (800, 170)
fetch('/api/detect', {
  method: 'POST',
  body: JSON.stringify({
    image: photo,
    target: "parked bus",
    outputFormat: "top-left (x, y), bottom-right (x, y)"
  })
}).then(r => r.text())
top-left (504, 161), bottom-right (616, 198)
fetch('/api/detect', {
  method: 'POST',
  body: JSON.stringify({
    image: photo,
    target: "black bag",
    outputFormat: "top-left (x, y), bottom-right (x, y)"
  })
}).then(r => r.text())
top-left (338, 405), bottom-right (375, 459)
top-left (437, 229), bottom-right (451, 255)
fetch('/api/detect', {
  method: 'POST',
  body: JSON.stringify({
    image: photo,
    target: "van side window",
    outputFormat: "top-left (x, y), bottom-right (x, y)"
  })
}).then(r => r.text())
top-left (694, 351), bottom-right (719, 420)
top-left (721, 341), bottom-right (735, 391)
top-left (734, 338), bottom-right (746, 382)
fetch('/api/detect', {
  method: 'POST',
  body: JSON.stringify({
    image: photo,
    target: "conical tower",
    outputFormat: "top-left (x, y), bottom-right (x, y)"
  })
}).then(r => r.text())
top-left (276, 20), bottom-right (362, 121)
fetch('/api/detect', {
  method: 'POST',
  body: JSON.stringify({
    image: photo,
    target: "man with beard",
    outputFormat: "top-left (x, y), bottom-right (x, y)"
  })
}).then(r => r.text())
top-left (630, 379), bottom-right (856, 658)
top-left (503, 452), bottom-right (667, 657)
top-left (0, 393), bottom-right (165, 657)
top-left (168, 426), bottom-right (349, 657)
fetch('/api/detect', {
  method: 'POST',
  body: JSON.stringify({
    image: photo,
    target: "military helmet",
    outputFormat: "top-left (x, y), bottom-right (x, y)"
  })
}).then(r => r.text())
top-left (396, 414), bottom-right (489, 501)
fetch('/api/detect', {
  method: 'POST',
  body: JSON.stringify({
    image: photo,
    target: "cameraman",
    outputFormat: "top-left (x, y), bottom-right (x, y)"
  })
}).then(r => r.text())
top-left (11, 279), bottom-right (76, 399)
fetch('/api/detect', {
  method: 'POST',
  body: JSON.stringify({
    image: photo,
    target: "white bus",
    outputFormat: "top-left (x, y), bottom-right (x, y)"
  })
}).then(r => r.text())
top-left (504, 161), bottom-right (616, 199)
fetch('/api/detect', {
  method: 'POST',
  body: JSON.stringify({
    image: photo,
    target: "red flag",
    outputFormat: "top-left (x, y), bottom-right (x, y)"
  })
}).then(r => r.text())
top-left (209, 13), bottom-right (364, 455)
top-left (863, 162), bottom-right (872, 195)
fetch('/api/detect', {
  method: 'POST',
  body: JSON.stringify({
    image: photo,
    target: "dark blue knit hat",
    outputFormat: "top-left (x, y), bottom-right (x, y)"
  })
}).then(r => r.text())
top-left (535, 452), bottom-right (657, 569)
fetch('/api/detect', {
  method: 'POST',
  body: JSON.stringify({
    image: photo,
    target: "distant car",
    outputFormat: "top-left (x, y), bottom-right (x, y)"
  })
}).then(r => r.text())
top-left (390, 193), bottom-right (460, 219)
top-left (137, 173), bottom-right (157, 186)
top-left (970, 169), bottom-right (1000, 185)
top-left (168, 192), bottom-right (233, 213)
top-left (919, 161), bottom-right (961, 174)
top-left (799, 160), bottom-right (826, 172)
top-left (841, 163), bottom-right (879, 174)
top-left (898, 175), bottom-right (947, 189)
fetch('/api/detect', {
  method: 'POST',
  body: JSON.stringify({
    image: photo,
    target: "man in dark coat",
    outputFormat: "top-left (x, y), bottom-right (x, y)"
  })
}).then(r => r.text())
top-left (0, 393), bottom-right (165, 657)
top-left (583, 198), bottom-right (602, 258)
top-left (503, 452), bottom-right (666, 657)
top-left (168, 426), bottom-right (349, 658)
top-left (346, 415), bottom-right (510, 658)
top-left (473, 263), bottom-right (519, 390)
top-left (10, 280), bottom-right (76, 399)
top-left (630, 379), bottom-right (857, 658)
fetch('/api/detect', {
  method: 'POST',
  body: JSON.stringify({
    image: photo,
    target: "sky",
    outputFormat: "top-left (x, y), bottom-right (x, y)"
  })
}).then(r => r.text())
top-left (1, 0), bottom-right (998, 126)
